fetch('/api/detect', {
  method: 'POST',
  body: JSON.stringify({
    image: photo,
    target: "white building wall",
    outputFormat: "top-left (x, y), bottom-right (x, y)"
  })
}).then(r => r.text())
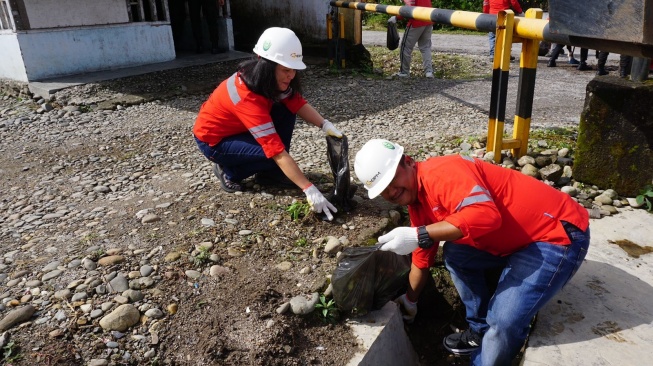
top-left (0, 32), bottom-right (28, 81)
top-left (18, 23), bottom-right (175, 81)
top-left (236, 0), bottom-right (329, 42)
top-left (23, 0), bottom-right (129, 29)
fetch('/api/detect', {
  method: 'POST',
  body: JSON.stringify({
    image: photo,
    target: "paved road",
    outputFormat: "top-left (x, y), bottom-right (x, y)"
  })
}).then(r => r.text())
top-left (362, 30), bottom-right (621, 61)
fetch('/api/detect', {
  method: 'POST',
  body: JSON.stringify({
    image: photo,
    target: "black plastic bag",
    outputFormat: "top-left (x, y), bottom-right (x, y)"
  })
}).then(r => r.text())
top-left (387, 22), bottom-right (400, 51)
top-left (331, 245), bottom-right (411, 316)
top-left (326, 135), bottom-right (356, 213)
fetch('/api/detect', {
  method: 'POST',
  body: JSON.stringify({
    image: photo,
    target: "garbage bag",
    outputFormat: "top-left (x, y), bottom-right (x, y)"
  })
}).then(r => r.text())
top-left (326, 135), bottom-right (357, 213)
top-left (387, 22), bottom-right (400, 51)
top-left (331, 245), bottom-right (411, 316)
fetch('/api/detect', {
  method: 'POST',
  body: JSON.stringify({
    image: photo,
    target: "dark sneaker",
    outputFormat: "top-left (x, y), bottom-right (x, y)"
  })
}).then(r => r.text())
top-left (212, 164), bottom-right (242, 193)
top-left (577, 62), bottom-right (592, 71)
top-left (596, 68), bottom-right (609, 76)
top-left (547, 59), bottom-right (556, 67)
top-left (443, 329), bottom-right (482, 355)
top-left (568, 57), bottom-right (580, 65)
top-left (255, 172), bottom-right (296, 189)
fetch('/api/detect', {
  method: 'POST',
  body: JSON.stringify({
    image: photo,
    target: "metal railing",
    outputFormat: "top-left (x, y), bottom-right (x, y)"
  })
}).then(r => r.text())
top-left (0, 0), bottom-right (16, 31)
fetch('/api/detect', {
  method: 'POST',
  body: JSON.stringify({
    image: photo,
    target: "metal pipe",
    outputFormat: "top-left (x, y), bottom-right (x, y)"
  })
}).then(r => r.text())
top-left (330, 1), bottom-right (653, 57)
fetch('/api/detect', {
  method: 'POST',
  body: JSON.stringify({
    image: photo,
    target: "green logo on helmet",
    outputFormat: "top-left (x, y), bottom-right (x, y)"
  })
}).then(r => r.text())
top-left (263, 40), bottom-right (271, 51)
top-left (382, 141), bottom-right (395, 149)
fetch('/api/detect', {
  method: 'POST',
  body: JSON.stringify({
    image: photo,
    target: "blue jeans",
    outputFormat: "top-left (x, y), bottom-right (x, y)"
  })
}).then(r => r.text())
top-left (443, 222), bottom-right (590, 366)
top-left (194, 103), bottom-right (296, 182)
top-left (488, 31), bottom-right (496, 58)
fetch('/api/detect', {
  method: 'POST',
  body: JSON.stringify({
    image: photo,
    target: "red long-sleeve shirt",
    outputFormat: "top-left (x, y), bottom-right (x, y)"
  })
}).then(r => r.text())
top-left (483, 0), bottom-right (523, 14)
top-left (193, 72), bottom-right (307, 158)
top-left (398, 0), bottom-right (433, 28)
top-left (409, 155), bottom-right (589, 269)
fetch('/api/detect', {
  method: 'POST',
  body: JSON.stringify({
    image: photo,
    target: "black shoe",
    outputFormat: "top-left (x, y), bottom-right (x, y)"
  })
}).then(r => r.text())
top-left (212, 164), bottom-right (242, 193)
top-left (547, 59), bottom-right (556, 67)
top-left (255, 172), bottom-right (296, 189)
top-left (596, 67), bottom-right (608, 76)
top-left (443, 329), bottom-right (482, 355)
top-left (577, 62), bottom-right (592, 71)
top-left (195, 44), bottom-right (204, 54)
top-left (510, 55), bottom-right (515, 61)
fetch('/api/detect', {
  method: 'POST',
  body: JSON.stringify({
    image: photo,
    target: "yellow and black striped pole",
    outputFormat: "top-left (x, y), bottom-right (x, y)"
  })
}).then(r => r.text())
top-left (330, 1), bottom-right (653, 57)
top-left (330, 1), bottom-right (653, 159)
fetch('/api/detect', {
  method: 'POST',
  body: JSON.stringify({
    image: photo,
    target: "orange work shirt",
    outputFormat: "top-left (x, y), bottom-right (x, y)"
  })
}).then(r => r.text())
top-left (193, 72), bottom-right (307, 158)
top-left (409, 154), bottom-right (589, 269)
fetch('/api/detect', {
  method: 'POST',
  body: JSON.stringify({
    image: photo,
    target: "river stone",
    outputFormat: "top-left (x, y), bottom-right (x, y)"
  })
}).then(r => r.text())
top-left (539, 164), bottom-right (563, 183)
top-left (324, 236), bottom-right (342, 254)
top-left (209, 265), bottom-right (230, 277)
top-left (99, 304), bottom-right (140, 331)
top-left (144, 308), bottom-right (164, 319)
top-left (289, 293), bottom-right (319, 315)
top-left (122, 289), bottom-right (144, 302)
top-left (164, 252), bottom-right (181, 262)
top-left (98, 255), bottom-right (125, 266)
top-left (42, 270), bottom-right (63, 281)
top-left (520, 164), bottom-right (539, 178)
top-left (594, 194), bottom-right (613, 205)
top-left (0, 305), bottom-right (35, 331)
top-left (141, 213), bottom-right (160, 224)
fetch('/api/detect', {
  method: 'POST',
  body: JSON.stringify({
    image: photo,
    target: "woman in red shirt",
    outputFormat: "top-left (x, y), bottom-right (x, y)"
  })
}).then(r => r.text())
top-left (193, 27), bottom-right (341, 220)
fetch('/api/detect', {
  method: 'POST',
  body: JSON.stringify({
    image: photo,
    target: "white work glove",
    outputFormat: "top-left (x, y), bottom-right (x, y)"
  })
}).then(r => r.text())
top-left (395, 293), bottom-right (418, 323)
top-left (303, 184), bottom-right (337, 221)
top-left (517, 12), bottom-right (524, 16)
top-left (321, 120), bottom-right (342, 138)
top-left (388, 16), bottom-right (397, 24)
top-left (378, 226), bottom-right (419, 255)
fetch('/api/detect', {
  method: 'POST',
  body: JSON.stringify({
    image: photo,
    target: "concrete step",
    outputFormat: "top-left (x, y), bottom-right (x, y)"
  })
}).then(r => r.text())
top-left (346, 301), bottom-right (420, 366)
top-left (523, 207), bottom-right (653, 365)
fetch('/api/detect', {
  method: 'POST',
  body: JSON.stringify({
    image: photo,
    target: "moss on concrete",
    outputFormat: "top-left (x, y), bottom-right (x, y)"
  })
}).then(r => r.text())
top-left (574, 77), bottom-right (653, 196)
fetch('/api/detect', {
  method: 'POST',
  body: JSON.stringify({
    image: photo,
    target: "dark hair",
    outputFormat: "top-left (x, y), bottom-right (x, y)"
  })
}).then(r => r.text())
top-left (237, 57), bottom-right (303, 100)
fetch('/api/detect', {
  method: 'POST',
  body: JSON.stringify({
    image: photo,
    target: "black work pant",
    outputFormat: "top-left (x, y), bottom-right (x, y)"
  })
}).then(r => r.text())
top-left (189, 0), bottom-right (220, 47)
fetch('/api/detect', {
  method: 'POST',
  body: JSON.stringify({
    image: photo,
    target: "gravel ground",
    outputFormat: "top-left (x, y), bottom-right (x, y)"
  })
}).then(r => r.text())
top-left (0, 35), bottom-right (627, 366)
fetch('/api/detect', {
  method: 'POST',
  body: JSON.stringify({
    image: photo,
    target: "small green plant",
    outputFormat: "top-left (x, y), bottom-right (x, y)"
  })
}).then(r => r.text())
top-left (286, 201), bottom-right (311, 221)
top-left (636, 184), bottom-right (653, 211)
top-left (80, 232), bottom-right (99, 245)
top-left (88, 248), bottom-right (105, 261)
top-left (315, 295), bottom-right (340, 323)
top-left (295, 237), bottom-right (308, 247)
top-left (2, 341), bottom-right (23, 364)
top-left (192, 246), bottom-right (211, 267)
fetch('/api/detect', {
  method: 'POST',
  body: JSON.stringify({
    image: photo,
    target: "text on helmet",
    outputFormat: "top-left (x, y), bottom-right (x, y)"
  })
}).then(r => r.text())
top-left (365, 172), bottom-right (381, 187)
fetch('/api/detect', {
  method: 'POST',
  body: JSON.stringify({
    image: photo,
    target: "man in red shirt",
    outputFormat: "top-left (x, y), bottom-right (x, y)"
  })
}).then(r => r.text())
top-left (353, 139), bottom-right (590, 365)
top-left (483, 0), bottom-right (523, 59)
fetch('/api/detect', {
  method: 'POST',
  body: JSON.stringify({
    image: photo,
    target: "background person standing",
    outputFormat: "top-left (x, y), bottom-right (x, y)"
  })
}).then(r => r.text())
top-left (388, 0), bottom-right (434, 78)
top-left (483, 0), bottom-right (523, 59)
top-left (189, 0), bottom-right (226, 54)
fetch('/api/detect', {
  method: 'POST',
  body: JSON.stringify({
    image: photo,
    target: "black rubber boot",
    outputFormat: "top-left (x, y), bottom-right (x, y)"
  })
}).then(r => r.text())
top-left (577, 62), bottom-right (592, 71)
top-left (596, 67), bottom-right (608, 76)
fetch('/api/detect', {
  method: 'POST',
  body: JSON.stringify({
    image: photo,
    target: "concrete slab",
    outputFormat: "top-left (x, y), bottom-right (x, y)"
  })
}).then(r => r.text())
top-left (523, 207), bottom-right (653, 365)
top-left (346, 301), bottom-right (420, 366)
top-left (28, 50), bottom-right (251, 99)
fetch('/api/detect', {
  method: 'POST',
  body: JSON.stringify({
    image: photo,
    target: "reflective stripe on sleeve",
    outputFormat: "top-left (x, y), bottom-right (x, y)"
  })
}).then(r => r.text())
top-left (227, 74), bottom-right (241, 105)
top-left (249, 122), bottom-right (277, 139)
top-left (454, 185), bottom-right (493, 212)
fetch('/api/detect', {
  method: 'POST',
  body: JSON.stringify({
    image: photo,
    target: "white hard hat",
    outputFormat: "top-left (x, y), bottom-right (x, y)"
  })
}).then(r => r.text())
top-left (354, 139), bottom-right (404, 199)
top-left (253, 27), bottom-right (306, 70)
